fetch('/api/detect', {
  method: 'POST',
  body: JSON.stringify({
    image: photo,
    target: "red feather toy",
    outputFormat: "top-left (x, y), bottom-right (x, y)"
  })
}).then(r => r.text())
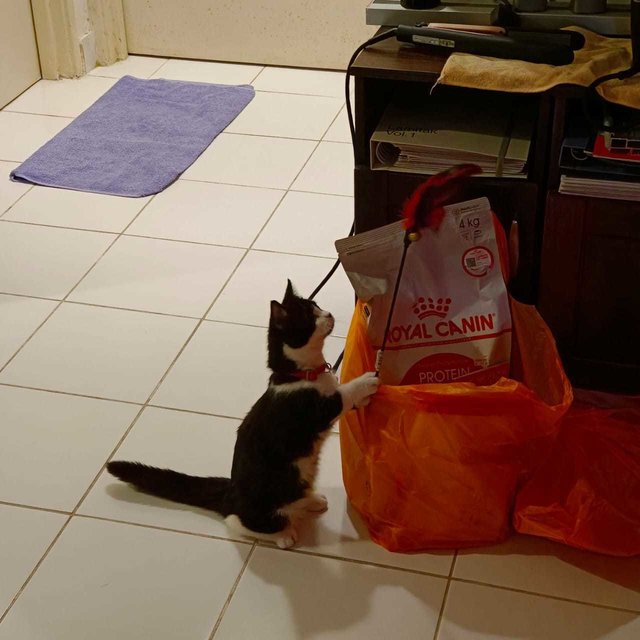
top-left (401, 164), bottom-right (482, 234)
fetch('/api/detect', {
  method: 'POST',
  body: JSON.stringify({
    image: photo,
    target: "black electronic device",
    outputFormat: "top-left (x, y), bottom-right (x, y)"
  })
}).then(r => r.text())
top-left (396, 25), bottom-right (575, 65)
top-left (400, 0), bottom-right (440, 8)
top-left (584, 0), bottom-right (640, 132)
top-left (507, 28), bottom-right (585, 50)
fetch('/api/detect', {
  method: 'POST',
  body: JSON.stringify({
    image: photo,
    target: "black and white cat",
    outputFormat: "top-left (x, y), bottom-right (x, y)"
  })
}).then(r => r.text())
top-left (107, 281), bottom-right (379, 549)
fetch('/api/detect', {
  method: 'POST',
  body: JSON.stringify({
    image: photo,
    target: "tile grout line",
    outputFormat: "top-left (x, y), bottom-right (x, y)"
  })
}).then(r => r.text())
top-left (0, 185), bottom-right (35, 219)
top-left (0, 193), bottom-right (158, 377)
top-left (62, 299), bottom-right (202, 321)
top-left (211, 130), bottom-right (324, 143)
top-left (448, 575), bottom-right (640, 615)
top-left (282, 106), bottom-right (344, 194)
top-left (180, 176), bottom-right (353, 198)
top-left (249, 67), bottom-right (266, 84)
top-left (0, 302), bottom-right (62, 376)
top-left (87, 59), bottom-right (170, 81)
top-left (180, 176), bottom-right (287, 191)
top-left (0, 291), bottom-right (59, 303)
top-left (0, 110), bottom-right (74, 120)
top-left (74, 513), bottom-right (252, 546)
top-left (208, 543), bottom-right (257, 640)
top-left (0, 219), bottom-right (341, 260)
top-left (70, 407), bottom-right (149, 515)
top-left (146, 60), bottom-right (264, 84)
top-left (0, 382), bottom-right (144, 407)
top-left (0, 294), bottom-right (348, 337)
top-left (0, 513), bottom-right (73, 625)
top-left (147, 58), bottom-right (172, 78)
top-left (265, 543), bottom-right (454, 581)
top-left (0, 500), bottom-right (71, 516)
top-left (146, 402), bottom-right (241, 420)
top-left (62, 192), bottom-right (160, 299)
top-left (0, 218), bottom-right (120, 236)
top-left (432, 552), bottom-right (458, 640)
top-left (120, 55), bottom-right (344, 76)
top-left (432, 579), bottom-right (453, 640)
top-left (254, 88), bottom-right (345, 99)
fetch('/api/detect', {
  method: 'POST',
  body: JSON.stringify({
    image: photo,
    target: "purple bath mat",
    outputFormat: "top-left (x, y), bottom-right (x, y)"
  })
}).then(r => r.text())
top-left (10, 75), bottom-right (255, 197)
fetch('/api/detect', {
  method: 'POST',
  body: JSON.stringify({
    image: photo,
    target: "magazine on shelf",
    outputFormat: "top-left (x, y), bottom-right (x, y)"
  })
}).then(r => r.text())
top-left (559, 174), bottom-right (640, 201)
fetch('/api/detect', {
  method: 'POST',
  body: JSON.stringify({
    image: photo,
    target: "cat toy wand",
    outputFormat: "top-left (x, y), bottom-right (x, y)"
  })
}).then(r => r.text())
top-left (374, 164), bottom-right (482, 377)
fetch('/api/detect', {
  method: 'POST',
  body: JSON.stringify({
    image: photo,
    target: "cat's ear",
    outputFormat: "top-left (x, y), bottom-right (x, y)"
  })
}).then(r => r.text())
top-left (283, 279), bottom-right (296, 303)
top-left (270, 300), bottom-right (288, 328)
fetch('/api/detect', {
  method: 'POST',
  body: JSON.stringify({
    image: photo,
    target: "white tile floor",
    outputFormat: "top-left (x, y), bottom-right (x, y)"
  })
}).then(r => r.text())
top-left (0, 57), bottom-right (638, 640)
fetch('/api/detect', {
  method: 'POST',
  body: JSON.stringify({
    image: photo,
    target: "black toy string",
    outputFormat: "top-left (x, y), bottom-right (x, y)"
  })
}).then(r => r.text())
top-left (374, 231), bottom-right (413, 377)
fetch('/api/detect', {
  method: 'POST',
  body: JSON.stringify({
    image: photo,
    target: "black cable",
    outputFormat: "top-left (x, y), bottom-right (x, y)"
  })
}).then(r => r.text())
top-left (345, 28), bottom-right (399, 157)
top-left (305, 28), bottom-right (399, 373)
top-left (308, 221), bottom-right (354, 301)
top-left (310, 26), bottom-right (400, 304)
top-left (582, 71), bottom-right (640, 134)
top-left (582, 35), bottom-right (640, 134)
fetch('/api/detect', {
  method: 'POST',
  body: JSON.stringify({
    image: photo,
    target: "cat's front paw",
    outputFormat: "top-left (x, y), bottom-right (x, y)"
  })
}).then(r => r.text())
top-left (352, 372), bottom-right (380, 408)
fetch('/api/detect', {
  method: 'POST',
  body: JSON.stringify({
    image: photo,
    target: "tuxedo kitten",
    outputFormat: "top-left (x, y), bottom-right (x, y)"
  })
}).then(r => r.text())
top-left (108, 280), bottom-right (379, 548)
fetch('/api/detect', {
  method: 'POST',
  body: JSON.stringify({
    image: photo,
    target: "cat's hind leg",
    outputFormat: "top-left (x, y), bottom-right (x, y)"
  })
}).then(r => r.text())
top-left (279, 493), bottom-right (329, 519)
top-left (303, 493), bottom-right (328, 514)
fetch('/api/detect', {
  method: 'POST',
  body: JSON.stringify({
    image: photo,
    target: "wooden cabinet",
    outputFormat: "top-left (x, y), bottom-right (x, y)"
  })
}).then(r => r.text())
top-left (352, 35), bottom-right (640, 392)
top-left (539, 193), bottom-right (640, 392)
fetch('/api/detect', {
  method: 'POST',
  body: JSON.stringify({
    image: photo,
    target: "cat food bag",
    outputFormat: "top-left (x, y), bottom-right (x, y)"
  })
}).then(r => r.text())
top-left (336, 197), bottom-right (512, 386)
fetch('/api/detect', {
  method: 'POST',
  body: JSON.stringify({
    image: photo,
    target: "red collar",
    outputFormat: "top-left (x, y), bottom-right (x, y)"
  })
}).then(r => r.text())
top-left (290, 362), bottom-right (332, 381)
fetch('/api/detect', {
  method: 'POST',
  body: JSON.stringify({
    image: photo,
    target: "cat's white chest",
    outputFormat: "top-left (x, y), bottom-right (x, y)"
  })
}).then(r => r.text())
top-left (315, 371), bottom-right (339, 396)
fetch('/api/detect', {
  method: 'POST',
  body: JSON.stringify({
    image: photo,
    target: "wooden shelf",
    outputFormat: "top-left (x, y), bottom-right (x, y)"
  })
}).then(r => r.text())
top-left (351, 32), bottom-right (449, 83)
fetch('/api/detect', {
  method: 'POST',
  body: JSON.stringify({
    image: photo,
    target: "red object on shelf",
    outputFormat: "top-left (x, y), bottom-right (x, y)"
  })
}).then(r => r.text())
top-left (593, 134), bottom-right (640, 163)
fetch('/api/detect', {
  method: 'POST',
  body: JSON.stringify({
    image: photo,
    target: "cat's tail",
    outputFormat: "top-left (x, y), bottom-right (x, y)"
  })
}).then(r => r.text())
top-left (106, 461), bottom-right (232, 516)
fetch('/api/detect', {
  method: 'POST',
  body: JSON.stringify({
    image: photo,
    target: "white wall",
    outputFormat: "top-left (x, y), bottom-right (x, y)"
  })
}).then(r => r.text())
top-left (0, 0), bottom-right (41, 107)
top-left (122, 0), bottom-right (375, 70)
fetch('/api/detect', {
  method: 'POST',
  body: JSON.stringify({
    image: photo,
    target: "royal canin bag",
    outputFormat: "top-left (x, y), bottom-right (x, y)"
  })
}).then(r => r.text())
top-left (336, 197), bottom-right (511, 386)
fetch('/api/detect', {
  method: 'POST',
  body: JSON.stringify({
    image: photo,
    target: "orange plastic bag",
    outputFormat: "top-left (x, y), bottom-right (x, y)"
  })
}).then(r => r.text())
top-left (514, 404), bottom-right (640, 557)
top-left (339, 299), bottom-right (572, 552)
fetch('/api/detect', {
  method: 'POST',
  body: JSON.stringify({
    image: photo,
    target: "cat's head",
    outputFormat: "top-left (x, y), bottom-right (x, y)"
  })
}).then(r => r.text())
top-left (268, 280), bottom-right (334, 372)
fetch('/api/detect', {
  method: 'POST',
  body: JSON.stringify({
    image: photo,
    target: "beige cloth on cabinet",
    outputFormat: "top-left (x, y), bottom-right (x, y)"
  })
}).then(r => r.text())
top-left (437, 28), bottom-right (640, 110)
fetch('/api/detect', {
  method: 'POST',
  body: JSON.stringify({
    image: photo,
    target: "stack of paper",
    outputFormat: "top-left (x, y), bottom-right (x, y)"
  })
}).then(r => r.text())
top-left (370, 93), bottom-right (533, 178)
top-left (560, 175), bottom-right (640, 201)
